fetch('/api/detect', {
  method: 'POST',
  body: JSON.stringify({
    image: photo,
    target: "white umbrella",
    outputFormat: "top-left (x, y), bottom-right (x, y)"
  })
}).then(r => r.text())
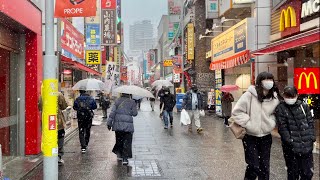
top-left (72, 78), bottom-right (106, 91)
top-left (151, 80), bottom-right (173, 88)
top-left (113, 85), bottom-right (155, 98)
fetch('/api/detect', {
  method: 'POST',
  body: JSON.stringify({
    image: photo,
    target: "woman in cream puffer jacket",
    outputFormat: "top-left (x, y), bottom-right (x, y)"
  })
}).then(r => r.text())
top-left (231, 72), bottom-right (280, 180)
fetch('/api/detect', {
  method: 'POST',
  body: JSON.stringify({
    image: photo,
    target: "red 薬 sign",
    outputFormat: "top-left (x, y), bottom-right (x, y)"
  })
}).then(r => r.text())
top-left (61, 19), bottom-right (84, 59)
top-left (294, 67), bottom-right (320, 94)
top-left (54, 0), bottom-right (96, 18)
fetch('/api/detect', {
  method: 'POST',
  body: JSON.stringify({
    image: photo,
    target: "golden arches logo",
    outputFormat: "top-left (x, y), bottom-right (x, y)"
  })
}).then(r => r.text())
top-left (279, 6), bottom-right (297, 31)
top-left (298, 72), bottom-right (318, 90)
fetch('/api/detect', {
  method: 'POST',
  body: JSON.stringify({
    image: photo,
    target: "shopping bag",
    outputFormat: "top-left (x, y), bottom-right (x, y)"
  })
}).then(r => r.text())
top-left (180, 109), bottom-right (191, 125)
top-left (228, 117), bottom-right (246, 139)
top-left (199, 110), bottom-right (205, 117)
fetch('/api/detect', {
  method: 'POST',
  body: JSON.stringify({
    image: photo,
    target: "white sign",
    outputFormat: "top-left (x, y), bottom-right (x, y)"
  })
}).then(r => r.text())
top-left (233, 0), bottom-right (255, 4)
top-left (301, 0), bottom-right (320, 18)
top-left (173, 73), bottom-right (180, 83)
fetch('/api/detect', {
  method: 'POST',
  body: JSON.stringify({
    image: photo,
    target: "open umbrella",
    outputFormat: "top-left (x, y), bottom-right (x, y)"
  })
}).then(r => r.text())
top-left (113, 85), bottom-right (155, 98)
top-left (220, 85), bottom-right (240, 92)
top-left (151, 80), bottom-right (173, 88)
top-left (72, 78), bottom-right (106, 91)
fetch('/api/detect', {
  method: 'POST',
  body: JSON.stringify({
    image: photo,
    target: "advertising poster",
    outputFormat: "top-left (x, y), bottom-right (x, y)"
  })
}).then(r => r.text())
top-left (101, 9), bottom-right (117, 45)
top-left (215, 70), bottom-right (222, 116)
top-left (86, 24), bottom-right (101, 46)
top-left (120, 66), bottom-right (128, 81)
top-left (173, 55), bottom-right (182, 74)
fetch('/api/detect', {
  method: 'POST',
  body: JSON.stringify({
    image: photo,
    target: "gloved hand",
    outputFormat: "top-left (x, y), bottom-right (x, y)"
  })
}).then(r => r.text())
top-left (107, 125), bottom-right (111, 131)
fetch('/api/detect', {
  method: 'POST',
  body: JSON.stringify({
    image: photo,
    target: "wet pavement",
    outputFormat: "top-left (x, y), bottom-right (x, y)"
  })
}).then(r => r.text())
top-left (24, 100), bottom-right (319, 180)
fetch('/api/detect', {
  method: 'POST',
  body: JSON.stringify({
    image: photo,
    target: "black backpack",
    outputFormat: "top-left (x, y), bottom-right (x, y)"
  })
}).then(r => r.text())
top-left (77, 98), bottom-right (94, 119)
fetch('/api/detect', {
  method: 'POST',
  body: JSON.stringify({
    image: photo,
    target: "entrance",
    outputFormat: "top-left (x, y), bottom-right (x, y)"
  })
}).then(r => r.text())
top-left (0, 47), bottom-right (20, 163)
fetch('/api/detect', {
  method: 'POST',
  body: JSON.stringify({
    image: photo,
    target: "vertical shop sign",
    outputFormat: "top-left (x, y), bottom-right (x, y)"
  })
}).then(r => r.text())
top-left (173, 55), bottom-right (182, 74)
top-left (101, 65), bottom-right (106, 77)
top-left (294, 67), bottom-right (320, 94)
top-left (187, 23), bottom-right (194, 60)
top-left (85, 0), bottom-right (100, 23)
top-left (114, 46), bottom-right (119, 65)
top-left (117, 0), bottom-right (122, 43)
top-left (120, 66), bottom-right (128, 81)
top-left (86, 50), bottom-right (101, 65)
top-left (234, 23), bottom-right (247, 53)
top-left (86, 24), bottom-right (101, 45)
top-left (55, 0), bottom-right (96, 17)
top-left (215, 70), bottom-right (222, 116)
top-left (101, 9), bottom-right (117, 45)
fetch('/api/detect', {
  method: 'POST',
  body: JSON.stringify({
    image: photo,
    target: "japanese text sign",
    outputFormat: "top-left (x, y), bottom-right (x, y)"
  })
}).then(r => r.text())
top-left (101, 9), bottom-right (117, 45)
top-left (55, 0), bottom-right (96, 18)
top-left (86, 50), bottom-right (101, 65)
top-left (163, 59), bottom-right (173, 67)
top-left (86, 24), bottom-right (101, 45)
top-left (101, 0), bottom-right (117, 9)
top-left (187, 23), bottom-right (194, 60)
top-left (61, 19), bottom-right (84, 59)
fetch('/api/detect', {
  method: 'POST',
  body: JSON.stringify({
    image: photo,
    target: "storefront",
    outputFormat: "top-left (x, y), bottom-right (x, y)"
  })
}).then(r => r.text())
top-left (252, 0), bottom-right (319, 149)
top-left (210, 18), bottom-right (256, 115)
top-left (0, 0), bottom-right (42, 162)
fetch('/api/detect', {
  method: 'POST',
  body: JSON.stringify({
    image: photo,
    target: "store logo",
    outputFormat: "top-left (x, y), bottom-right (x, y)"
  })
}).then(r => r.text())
top-left (301, 0), bottom-right (320, 18)
top-left (70, 0), bottom-right (85, 5)
top-left (279, 6), bottom-right (297, 31)
top-left (298, 72), bottom-right (318, 89)
top-left (295, 67), bottom-right (320, 95)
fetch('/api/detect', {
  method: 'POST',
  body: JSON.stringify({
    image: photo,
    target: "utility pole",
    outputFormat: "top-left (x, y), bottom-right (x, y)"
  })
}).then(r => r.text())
top-left (42, 0), bottom-right (59, 179)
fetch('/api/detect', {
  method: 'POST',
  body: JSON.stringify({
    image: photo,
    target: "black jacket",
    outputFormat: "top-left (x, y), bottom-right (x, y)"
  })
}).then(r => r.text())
top-left (160, 93), bottom-right (176, 111)
top-left (275, 100), bottom-right (316, 154)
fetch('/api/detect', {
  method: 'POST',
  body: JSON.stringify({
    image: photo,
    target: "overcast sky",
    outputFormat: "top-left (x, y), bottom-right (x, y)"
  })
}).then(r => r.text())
top-left (122, 0), bottom-right (168, 52)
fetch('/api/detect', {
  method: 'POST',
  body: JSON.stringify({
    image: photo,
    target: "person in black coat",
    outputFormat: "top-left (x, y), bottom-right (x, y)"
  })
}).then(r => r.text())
top-left (275, 86), bottom-right (316, 180)
top-left (160, 87), bottom-right (176, 129)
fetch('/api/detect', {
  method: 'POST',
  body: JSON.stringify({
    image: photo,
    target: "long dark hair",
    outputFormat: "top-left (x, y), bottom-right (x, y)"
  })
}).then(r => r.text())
top-left (255, 72), bottom-right (279, 102)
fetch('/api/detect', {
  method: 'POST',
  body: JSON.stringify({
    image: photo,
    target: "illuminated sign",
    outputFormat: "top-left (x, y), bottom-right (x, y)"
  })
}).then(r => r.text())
top-left (301, 0), bottom-right (320, 18)
top-left (294, 68), bottom-right (320, 94)
top-left (279, 6), bottom-right (297, 31)
top-left (86, 50), bottom-right (101, 65)
top-left (187, 23), bottom-right (194, 60)
top-left (163, 59), bottom-right (173, 67)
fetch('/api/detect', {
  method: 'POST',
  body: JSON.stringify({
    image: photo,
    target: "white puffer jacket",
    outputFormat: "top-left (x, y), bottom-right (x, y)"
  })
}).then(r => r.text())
top-left (232, 86), bottom-right (280, 137)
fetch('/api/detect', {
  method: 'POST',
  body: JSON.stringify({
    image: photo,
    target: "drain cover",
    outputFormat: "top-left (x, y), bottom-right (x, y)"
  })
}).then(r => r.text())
top-left (129, 160), bottom-right (162, 177)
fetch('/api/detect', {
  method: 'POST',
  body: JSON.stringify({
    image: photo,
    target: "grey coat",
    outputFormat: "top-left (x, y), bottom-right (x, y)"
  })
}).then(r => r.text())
top-left (107, 97), bottom-right (138, 132)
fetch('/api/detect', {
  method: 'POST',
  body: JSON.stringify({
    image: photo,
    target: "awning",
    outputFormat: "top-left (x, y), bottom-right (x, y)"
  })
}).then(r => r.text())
top-left (61, 56), bottom-right (102, 76)
top-left (252, 28), bottom-right (320, 56)
top-left (209, 50), bottom-right (250, 71)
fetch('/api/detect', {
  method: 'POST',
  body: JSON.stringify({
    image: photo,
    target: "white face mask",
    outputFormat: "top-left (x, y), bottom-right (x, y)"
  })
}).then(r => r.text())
top-left (262, 80), bottom-right (274, 90)
top-left (164, 92), bottom-right (169, 95)
top-left (284, 98), bottom-right (297, 105)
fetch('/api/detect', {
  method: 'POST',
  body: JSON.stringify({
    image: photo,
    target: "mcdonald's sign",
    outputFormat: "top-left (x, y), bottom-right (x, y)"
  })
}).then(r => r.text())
top-left (279, 1), bottom-right (301, 37)
top-left (294, 68), bottom-right (320, 94)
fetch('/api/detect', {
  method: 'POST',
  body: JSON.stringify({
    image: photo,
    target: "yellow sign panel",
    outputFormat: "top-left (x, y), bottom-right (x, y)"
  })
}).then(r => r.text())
top-left (114, 46), bottom-right (119, 65)
top-left (187, 23), bottom-right (194, 60)
top-left (163, 59), bottom-right (173, 67)
top-left (86, 50), bottom-right (101, 65)
top-left (101, 65), bottom-right (106, 77)
top-left (298, 72), bottom-right (318, 89)
top-left (279, 6), bottom-right (297, 31)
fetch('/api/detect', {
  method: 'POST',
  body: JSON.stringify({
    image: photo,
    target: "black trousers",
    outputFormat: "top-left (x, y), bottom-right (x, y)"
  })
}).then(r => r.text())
top-left (78, 119), bottom-right (92, 149)
top-left (112, 131), bottom-right (133, 159)
top-left (58, 129), bottom-right (65, 159)
top-left (224, 116), bottom-right (230, 125)
top-left (282, 144), bottom-right (314, 180)
top-left (242, 134), bottom-right (272, 180)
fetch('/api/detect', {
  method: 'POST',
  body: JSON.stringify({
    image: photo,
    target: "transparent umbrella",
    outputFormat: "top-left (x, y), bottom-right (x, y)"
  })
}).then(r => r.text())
top-left (151, 80), bottom-right (173, 88)
top-left (113, 85), bottom-right (155, 98)
top-left (72, 78), bottom-right (106, 91)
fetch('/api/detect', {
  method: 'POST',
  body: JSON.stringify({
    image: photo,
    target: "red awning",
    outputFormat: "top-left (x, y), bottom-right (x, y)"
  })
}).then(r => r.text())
top-left (252, 28), bottom-right (320, 56)
top-left (61, 56), bottom-right (102, 76)
top-left (210, 50), bottom-right (250, 71)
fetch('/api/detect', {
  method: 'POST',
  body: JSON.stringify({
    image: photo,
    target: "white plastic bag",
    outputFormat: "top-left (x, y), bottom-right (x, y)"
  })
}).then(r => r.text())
top-left (180, 109), bottom-right (191, 125)
top-left (199, 110), bottom-right (205, 117)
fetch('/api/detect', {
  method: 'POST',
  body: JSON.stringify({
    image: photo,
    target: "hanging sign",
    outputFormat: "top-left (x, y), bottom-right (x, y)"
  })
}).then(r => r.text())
top-left (86, 50), bottom-right (101, 65)
top-left (61, 19), bottom-right (84, 59)
top-left (101, 0), bottom-right (117, 9)
top-left (187, 23), bottom-right (195, 60)
top-left (54, 0), bottom-right (96, 18)
top-left (101, 9), bottom-right (117, 45)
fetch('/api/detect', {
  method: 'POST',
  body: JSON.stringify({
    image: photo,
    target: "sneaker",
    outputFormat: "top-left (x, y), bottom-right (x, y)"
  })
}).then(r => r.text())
top-left (164, 126), bottom-right (168, 129)
top-left (58, 159), bottom-right (65, 166)
top-left (197, 128), bottom-right (203, 133)
top-left (117, 153), bottom-right (123, 161)
top-left (122, 158), bottom-right (128, 165)
top-left (81, 148), bottom-right (86, 154)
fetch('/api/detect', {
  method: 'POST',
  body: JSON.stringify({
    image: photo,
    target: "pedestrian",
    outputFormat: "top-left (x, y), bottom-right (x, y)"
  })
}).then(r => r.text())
top-left (275, 86), bottom-right (315, 180)
top-left (99, 92), bottom-right (111, 118)
top-left (133, 96), bottom-right (143, 110)
top-left (160, 87), bottom-right (176, 129)
top-left (150, 90), bottom-right (156, 111)
top-left (73, 90), bottom-right (97, 153)
top-left (107, 93), bottom-right (138, 165)
top-left (221, 92), bottom-right (234, 126)
top-left (231, 72), bottom-right (280, 180)
top-left (182, 84), bottom-right (204, 133)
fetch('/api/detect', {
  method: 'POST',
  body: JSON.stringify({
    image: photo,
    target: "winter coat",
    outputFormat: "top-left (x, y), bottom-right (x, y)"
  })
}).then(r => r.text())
top-left (182, 91), bottom-right (204, 110)
top-left (275, 100), bottom-right (316, 154)
top-left (99, 94), bottom-right (110, 110)
top-left (160, 93), bottom-right (176, 111)
top-left (73, 93), bottom-right (97, 120)
top-left (107, 97), bottom-right (138, 132)
top-left (231, 86), bottom-right (279, 137)
top-left (221, 93), bottom-right (234, 117)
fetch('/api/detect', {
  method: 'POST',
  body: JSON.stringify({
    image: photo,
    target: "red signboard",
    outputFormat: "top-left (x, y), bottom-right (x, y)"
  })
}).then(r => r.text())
top-left (101, 0), bottom-right (117, 9)
top-left (279, 0), bottom-right (301, 38)
top-left (120, 66), bottom-right (128, 81)
top-left (54, 0), bottom-right (96, 18)
top-left (173, 55), bottom-right (182, 74)
top-left (49, 115), bottom-right (56, 130)
top-left (61, 19), bottom-right (84, 59)
top-left (294, 67), bottom-right (320, 94)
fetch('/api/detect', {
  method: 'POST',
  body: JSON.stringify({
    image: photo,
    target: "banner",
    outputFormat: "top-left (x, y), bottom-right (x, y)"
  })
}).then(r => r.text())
top-left (86, 50), bottom-right (101, 65)
top-left (187, 23), bottom-right (194, 60)
top-left (61, 19), bottom-right (84, 59)
top-left (120, 66), bottom-right (128, 81)
top-left (101, 0), bottom-right (117, 9)
top-left (55, 0), bottom-right (96, 18)
top-left (101, 9), bottom-right (117, 45)
top-left (86, 24), bottom-right (101, 46)
top-left (117, 0), bottom-right (122, 43)
top-left (173, 55), bottom-right (182, 74)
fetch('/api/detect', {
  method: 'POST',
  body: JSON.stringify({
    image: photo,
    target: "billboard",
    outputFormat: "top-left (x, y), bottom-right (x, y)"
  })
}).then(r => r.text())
top-left (55, 0), bottom-right (96, 18)
top-left (86, 24), bottom-right (101, 46)
top-left (294, 67), bottom-right (320, 94)
top-left (101, 9), bottom-right (117, 45)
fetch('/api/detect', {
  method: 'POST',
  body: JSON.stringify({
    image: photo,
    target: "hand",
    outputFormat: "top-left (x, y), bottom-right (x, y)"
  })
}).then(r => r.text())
top-left (107, 125), bottom-right (111, 131)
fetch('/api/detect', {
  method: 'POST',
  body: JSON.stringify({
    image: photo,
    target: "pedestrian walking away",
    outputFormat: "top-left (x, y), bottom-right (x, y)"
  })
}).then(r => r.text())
top-left (275, 86), bottom-right (316, 180)
top-left (221, 92), bottom-right (234, 126)
top-left (182, 84), bottom-right (205, 133)
top-left (159, 87), bottom-right (176, 129)
top-left (73, 90), bottom-right (97, 154)
top-left (99, 92), bottom-right (111, 118)
top-left (107, 93), bottom-right (138, 166)
top-left (231, 72), bottom-right (280, 180)
top-left (150, 90), bottom-right (156, 111)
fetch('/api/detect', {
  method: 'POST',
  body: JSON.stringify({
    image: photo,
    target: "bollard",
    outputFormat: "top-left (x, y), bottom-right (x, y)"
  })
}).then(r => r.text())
top-left (0, 144), bottom-right (3, 180)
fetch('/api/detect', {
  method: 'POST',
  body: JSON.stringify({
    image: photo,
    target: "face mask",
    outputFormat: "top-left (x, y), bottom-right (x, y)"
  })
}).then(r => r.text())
top-left (284, 98), bottom-right (297, 105)
top-left (262, 81), bottom-right (274, 90)
top-left (164, 92), bottom-right (169, 95)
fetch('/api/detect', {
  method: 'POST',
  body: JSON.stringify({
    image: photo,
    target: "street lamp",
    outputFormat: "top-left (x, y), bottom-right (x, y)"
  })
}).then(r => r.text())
top-left (199, 34), bottom-right (215, 40)
top-left (205, 29), bottom-right (222, 35)
top-left (211, 23), bottom-right (231, 29)
top-left (220, 17), bottom-right (241, 23)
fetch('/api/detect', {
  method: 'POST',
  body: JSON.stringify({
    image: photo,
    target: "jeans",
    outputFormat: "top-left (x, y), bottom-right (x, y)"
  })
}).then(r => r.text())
top-left (78, 118), bottom-right (92, 149)
top-left (112, 131), bottom-right (133, 159)
top-left (163, 110), bottom-right (173, 127)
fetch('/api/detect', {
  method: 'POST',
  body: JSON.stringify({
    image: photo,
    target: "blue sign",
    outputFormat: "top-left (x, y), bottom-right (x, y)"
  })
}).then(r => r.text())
top-left (86, 24), bottom-right (101, 46)
top-left (234, 23), bottom-right (247, 53)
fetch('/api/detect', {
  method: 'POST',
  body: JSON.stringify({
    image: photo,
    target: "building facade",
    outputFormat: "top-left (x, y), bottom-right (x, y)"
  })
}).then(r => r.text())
top-left (129, 20), bottom-right (155, 52)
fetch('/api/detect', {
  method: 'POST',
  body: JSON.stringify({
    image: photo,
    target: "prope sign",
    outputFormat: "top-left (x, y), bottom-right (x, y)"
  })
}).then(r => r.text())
top-left (55, 0), bottom-right (96, 18)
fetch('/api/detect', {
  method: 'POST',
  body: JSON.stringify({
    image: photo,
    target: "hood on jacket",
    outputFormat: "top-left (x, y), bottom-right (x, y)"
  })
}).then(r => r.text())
top-left (247, 85), bottom-right (258, 97)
